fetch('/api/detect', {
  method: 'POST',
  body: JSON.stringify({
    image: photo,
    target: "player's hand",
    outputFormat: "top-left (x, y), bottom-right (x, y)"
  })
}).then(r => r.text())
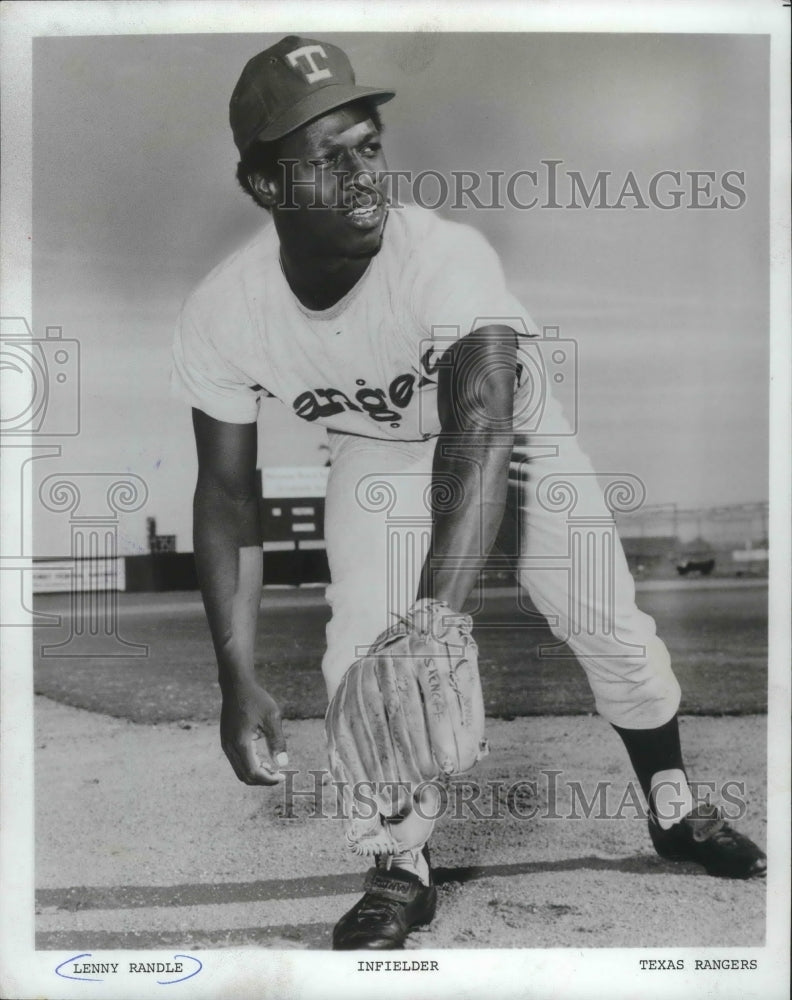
top-left (219, 677), bottom-right (288, 785)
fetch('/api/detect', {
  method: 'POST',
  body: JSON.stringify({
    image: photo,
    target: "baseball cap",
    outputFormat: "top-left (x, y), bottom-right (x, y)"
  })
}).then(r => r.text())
top-left (230, 36), bottom-right (395, 153)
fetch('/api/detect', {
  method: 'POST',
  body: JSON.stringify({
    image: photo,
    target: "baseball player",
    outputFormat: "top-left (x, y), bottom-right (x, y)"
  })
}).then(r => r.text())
top-left (171, 36), bottom-right (766, 950)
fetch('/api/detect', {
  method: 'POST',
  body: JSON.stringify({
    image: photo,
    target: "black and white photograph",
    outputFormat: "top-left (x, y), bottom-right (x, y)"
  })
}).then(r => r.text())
top-left (1, 2), bottom-right (789, 998)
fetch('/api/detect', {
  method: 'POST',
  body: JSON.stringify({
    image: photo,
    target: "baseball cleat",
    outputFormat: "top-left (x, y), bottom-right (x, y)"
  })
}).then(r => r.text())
top-left (332, 853), bottom-right (437, 950)
top-left (649, 800), bottom-right (766, 878)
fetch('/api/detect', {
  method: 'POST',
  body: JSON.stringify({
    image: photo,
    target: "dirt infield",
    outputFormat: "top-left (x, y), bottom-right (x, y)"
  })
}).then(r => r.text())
top-left (32, 581), bottom-right (770, 963)
top-left (35, 697), bottom-right (766, 951)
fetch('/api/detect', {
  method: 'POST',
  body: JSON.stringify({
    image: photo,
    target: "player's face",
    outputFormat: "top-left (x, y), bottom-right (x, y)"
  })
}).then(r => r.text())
top-left (272, 104), bottom-right (389, 260)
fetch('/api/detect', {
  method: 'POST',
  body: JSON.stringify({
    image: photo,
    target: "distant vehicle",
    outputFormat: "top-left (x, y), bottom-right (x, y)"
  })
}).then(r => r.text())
top-left (676, 558), bottom-right (715, 577)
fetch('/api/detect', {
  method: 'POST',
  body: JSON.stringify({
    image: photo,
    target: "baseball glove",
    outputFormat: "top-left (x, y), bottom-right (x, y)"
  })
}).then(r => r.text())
top-left (325, 598), bottom-right (488, 856)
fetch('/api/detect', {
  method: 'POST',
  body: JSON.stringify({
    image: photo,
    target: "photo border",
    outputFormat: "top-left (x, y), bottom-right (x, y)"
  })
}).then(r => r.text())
top-left (1, 2), bottom-right (789, 998)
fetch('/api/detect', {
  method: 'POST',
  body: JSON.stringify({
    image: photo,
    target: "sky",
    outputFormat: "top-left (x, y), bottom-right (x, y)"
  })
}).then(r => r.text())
top-left (28, 30), bottom-right (770, 555)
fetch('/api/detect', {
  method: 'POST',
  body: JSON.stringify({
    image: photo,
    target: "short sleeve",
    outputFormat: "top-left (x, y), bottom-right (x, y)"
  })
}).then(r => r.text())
top-left (170, 301), bottom-right (261, 424)
top-left (410, 219), bottom-right (540, 341)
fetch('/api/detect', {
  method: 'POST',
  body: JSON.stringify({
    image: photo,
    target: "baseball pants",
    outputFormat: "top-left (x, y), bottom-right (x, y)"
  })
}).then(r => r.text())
top-left (320, 425), bottom-right (681, 731)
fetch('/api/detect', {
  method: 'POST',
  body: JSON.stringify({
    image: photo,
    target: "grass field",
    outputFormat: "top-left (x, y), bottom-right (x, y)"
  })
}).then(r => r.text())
top-left (33, 581), bottom-right (767, 722)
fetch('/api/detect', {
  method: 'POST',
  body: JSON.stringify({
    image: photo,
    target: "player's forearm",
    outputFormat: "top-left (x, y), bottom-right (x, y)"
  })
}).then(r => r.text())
top-left (417, 430), bottom-right (513, 611)
top-left (193, 482), bottom-right (263, 689)
top-left (417, 326), bottom-right (516, 611)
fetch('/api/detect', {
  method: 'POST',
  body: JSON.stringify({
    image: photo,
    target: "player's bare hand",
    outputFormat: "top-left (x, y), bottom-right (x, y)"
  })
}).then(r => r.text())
top-left (219, 678), bottom-right (288, 785)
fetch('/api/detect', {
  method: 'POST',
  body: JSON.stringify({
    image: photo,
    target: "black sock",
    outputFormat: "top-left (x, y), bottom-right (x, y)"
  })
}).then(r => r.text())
top-left (612, 715), bottom-right (687, 806)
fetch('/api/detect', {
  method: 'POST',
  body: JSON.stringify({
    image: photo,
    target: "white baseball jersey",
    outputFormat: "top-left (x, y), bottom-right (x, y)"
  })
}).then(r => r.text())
top-left (171, 202), bottom-right (681, 730)
top-left (171, 205), bottom-right (544, 439)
